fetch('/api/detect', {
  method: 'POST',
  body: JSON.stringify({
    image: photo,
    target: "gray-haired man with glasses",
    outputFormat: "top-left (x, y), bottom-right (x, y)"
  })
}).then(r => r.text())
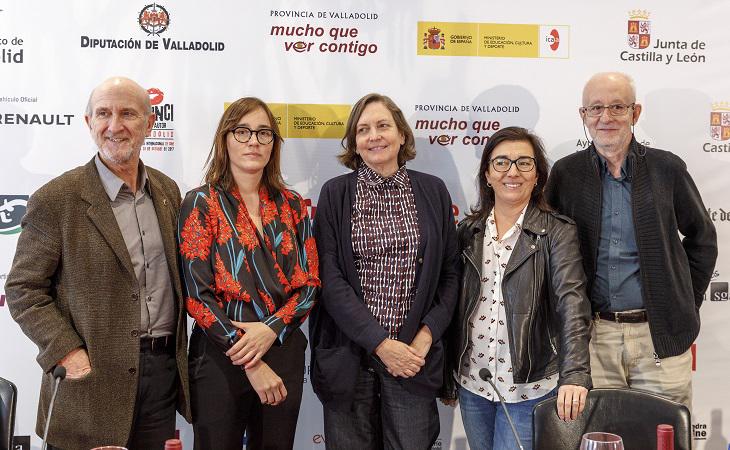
top-left (545, 72), bottom-right (717, 410)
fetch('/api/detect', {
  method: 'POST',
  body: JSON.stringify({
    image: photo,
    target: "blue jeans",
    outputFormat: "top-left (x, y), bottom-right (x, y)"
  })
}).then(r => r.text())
top-left (458, 386), bottom-right (556, 450)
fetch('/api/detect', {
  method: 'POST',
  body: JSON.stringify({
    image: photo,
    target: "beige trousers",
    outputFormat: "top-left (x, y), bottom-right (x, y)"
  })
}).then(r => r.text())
top-left (589, 317), bottom-right (693, 411)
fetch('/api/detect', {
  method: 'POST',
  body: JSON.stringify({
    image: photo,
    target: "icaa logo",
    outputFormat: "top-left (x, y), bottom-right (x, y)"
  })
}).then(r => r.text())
top-left (627, 10), bottom-right (650, 49)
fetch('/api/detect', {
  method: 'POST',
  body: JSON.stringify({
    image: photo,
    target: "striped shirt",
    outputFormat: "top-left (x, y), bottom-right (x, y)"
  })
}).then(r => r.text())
top-left (352, 164), bottom-right (420, 339)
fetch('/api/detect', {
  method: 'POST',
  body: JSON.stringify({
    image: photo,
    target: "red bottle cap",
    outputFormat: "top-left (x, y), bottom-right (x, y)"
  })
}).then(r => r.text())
top-left (164, 439), bottom-right (182, 450)
top-left (657, 424), bottom-right (674, 450)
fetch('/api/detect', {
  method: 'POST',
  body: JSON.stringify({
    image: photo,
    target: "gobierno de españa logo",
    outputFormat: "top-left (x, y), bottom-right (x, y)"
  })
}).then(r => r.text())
top-left (423, 27), bottom-right (446, 50)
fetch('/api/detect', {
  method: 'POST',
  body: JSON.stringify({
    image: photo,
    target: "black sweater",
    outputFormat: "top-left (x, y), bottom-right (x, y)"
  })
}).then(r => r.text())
top-left (309, 169), bottom-right (459, 406)
top-left (545, 139), bottom-right (717, 358)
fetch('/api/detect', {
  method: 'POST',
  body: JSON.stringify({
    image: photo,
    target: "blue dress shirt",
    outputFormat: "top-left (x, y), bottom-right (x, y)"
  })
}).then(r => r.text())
top-left (591, 152), bottom-right (645, 312)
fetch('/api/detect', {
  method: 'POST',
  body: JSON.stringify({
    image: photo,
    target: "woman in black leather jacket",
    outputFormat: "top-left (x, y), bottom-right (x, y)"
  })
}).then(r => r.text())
top-left (441, 127), bottom-right (592, 450)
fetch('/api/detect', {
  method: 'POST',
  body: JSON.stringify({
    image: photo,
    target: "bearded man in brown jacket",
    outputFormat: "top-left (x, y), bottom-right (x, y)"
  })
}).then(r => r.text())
top-left (5, 77), bottom-right (190, 450)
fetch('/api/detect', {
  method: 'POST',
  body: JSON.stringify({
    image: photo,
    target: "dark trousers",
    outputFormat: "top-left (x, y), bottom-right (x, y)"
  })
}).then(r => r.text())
top-left (48, 342), bottom-right (178, 450)
top-left (126, 342), bottom-right (178, 450)
top-left (189, 326), bottom-right (306, 450)
top-left (323, 360), bottom-right (439, 450)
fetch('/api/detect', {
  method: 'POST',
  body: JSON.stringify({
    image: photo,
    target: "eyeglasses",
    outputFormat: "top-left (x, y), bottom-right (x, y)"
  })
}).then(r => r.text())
top-left (580, 103), bottom-right (635, 117)
top-left (230, 126), bottom-right (276, 145)
top-left (490, 156), bottom-right (536, 172)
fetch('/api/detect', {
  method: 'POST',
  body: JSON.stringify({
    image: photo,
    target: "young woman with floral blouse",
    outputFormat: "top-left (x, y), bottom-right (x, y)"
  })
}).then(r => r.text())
top-left (178, 97), bottom-right (319, 450)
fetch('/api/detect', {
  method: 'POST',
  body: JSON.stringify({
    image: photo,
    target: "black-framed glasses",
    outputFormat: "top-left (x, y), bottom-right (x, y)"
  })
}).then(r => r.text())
top-left (230, 126), bottom-right (276, 144)
top-left (490, 156), bottom-right (536, 172)
top-left (580, 103), bottom-right (635, 117)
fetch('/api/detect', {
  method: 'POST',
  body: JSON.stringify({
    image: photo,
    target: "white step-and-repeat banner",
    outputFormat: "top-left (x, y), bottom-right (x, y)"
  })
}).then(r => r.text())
top-left (1, 1), bottom-right (728, 448)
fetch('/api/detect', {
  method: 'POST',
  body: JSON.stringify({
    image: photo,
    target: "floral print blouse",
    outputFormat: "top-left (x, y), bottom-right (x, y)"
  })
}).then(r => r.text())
top-left (178, 184), bottom-right (320, 351)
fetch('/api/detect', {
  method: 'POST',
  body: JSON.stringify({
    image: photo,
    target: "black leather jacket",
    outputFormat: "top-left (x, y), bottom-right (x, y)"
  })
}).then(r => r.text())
top-left (442, 205), bottom-right (592, 399)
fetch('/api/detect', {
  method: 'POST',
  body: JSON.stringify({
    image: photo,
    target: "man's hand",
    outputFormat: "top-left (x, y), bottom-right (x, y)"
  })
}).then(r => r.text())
top-left (58, 347), bottom-right (91, 379)
top-left (226, 321), bottom-right (277, 369)
top-left (556, 384), bottom-right (588, 421)
top-left (374, 338), bottom-right (425, 378)
top-left (245, 361), bottom-right (287, 406)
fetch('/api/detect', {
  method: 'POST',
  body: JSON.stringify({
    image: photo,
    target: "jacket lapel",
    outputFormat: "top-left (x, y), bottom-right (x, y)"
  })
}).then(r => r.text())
top-left (344, 172), bottom-right (363, 299)
top-left (80, 159), bottom-right (136, 278)
top-left (505, 205), bottom-right (545, 276)
top-left (461, 220), bottom-right (484, 278)
top-left (408, 172), bottom-right (429, 262)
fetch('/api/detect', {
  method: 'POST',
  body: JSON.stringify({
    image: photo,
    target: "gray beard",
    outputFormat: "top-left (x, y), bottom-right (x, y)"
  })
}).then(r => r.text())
top-left (98, 145), bottom-right (137, 166)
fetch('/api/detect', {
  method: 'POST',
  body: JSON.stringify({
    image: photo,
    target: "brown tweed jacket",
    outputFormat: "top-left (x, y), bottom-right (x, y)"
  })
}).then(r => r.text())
top-left (5, 158), bottom-right (190, 450)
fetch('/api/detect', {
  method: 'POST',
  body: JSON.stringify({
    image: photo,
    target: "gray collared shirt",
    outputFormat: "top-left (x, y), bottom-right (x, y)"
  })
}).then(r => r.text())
top-left (592, 151), bottom-right (644, 312)
top-left (94, 154), bottom-right (175, 337)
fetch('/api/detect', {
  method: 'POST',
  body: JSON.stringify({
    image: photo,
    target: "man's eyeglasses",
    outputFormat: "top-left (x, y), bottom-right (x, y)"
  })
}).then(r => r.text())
top-left (230, 126), bottom-right (276, 145)
top-left (490, 156), bottom-right (536, 173)
top-left (580, 103), bottom-right (635, 117)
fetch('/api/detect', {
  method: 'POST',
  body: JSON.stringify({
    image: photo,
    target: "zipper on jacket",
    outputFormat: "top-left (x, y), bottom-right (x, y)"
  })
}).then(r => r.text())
top-left (540, 235), bottom-right (558, 357)
top-left (525, 259), bottom-right (536, 382)
top-left (457, 250), bottom-right (482, 370)
top-left (546, 326), bottom-right (558, 356)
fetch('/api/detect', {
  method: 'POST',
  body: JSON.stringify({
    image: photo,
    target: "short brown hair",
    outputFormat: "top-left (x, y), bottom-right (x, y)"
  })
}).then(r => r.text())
top-left (204, 97), bottom-right (285, 193)
top-left (467, 126), bottom-right (552, 222)
top-left (338, 93), bottom-right (416, 170)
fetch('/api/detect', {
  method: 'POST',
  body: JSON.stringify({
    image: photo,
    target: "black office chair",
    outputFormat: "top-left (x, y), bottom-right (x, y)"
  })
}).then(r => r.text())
top-left (0, 376), bottom-right (17, 450)
top-left (533, 388), bottom-right (692, 450)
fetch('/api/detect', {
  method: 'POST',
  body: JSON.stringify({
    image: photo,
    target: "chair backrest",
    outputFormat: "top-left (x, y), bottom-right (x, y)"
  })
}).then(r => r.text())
top-left (532, 388), bottom-right (692, 450)
top-left (0, 377), bottom-right (17, 450)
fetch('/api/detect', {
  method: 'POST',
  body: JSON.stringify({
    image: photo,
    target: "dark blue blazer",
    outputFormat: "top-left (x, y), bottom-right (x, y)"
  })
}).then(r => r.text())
top-left (309, 168), bottom-right (459, 407)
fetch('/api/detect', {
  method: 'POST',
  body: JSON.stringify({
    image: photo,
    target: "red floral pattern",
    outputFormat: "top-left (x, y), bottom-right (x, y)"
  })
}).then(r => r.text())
top-left (260, 188), bottom-right (278, 226)
top-left (258, 289), bottom-right (276, 314)
top-left (214, 253), bottom-right (246, 303)
top-left (275, 294), bottom-right (300, 324)
top-left (180, 209), bottom-right (212, 261)
top-left (290, 264), bottom-right (308, 289)
top-left (235, 205), bottom-right (259, 251)
top-left (186, 297), bottom-right (217, 329)
top-left (206, 187), bottom-right (233, 244)
top-left (280, 231), bottom-right (294, 255)
top-left (280, 202), bottom-right (295, 230)
top-left (305, 236), bottom-right (319, 276)
top-left (178, 184), bottom-right (320, 352)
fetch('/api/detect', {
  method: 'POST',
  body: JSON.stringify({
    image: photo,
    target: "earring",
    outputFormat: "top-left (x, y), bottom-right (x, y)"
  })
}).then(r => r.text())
top-left (487, 181), bottom-right (492, 188)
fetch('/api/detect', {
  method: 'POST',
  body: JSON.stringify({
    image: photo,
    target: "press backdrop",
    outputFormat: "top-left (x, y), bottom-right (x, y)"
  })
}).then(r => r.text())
top-left (1, 1), bottom-right (729, 448)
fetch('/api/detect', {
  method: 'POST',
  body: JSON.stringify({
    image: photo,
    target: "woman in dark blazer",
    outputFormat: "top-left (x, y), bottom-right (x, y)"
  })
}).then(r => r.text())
top-left (309, 93), bottom-right (460, 449)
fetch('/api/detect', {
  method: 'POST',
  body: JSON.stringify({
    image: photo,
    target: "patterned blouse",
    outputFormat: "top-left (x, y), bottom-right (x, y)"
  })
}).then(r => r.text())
top-left (352, 164), bottom-right (420, 339)
top-left (459, 207), bottom-right (557, 402)
top-left (178, 184), bottom-right (320, 351)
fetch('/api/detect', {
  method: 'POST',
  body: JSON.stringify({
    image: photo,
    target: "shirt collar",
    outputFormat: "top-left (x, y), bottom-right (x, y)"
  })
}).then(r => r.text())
top-left (357, 163), bottom-right (409, 188)
top-left (486, 205), bottom-right (528, 243)
top-left (594, 149), bottom-right (630, 180)
top-left (94, 153), bottom-right (150, 201)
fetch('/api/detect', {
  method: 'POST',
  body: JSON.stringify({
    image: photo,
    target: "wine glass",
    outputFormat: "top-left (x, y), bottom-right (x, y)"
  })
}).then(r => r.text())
top-left (579, 432), bottom-right (625, 450)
